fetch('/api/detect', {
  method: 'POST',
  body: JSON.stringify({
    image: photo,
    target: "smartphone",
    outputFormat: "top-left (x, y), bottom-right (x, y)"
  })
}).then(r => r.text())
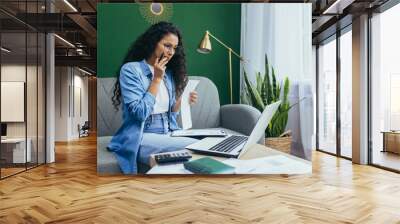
top-left (159, 53), bottom-right (165, 60)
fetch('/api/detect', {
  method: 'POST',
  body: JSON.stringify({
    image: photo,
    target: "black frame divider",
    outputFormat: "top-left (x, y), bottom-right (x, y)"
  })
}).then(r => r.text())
top-left (0, 21), bottom-right (2, 179)
top-left (336, 28), bottom-right (341, 158)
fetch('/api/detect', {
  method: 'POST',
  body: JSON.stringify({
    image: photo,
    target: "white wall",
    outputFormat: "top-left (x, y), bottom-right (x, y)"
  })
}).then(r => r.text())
top-left (1, 63), bottom-right (46, 164)
top-left (72, 72), bottom-right (89, 138)
top-left (1, 65), bottom-right (41, 137)
top-left (55, 66), bottom-right (68, 141)
top-left (54, 67), bottom-right (89, 141)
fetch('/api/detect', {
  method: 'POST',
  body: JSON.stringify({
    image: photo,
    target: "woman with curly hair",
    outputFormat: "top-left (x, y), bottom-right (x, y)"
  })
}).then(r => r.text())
top-left (108, 21), bottom-right (198, 174)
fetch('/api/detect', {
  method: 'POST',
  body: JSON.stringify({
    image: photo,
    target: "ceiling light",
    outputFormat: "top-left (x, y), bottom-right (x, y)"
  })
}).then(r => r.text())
top-left (54, 34), bottom-right (75, 48)
top-left (63, 0), bottom-right (78, 12)
top-left (1, 47), bottom-right (11, 53)
top-left (78, 67), bottom-right (92, 76)
top-left (322, 0), bottom-right (354, 15)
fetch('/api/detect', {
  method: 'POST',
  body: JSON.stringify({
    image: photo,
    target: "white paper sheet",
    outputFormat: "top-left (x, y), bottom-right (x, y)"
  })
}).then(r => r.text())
top-left (180, 80), bottom-right (200, 130)
top-left (223, 155), bottom-right (312, 174)
top-left (146, 163), bottom-right (193, 174)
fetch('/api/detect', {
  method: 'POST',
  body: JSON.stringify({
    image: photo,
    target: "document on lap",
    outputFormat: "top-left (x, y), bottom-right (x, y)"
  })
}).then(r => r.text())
top-left (180, 80), bottom-right (199, 129)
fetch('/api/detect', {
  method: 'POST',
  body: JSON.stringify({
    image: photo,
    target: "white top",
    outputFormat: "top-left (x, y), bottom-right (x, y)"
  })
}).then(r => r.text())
top-left (146, 62), bottom-right (169, 114)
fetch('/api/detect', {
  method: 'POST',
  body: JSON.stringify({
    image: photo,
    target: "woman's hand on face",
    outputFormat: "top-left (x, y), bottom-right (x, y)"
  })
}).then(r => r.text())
top-left (189, 91), bottom-right (198, 105)
top-left (153, 56), bottom-right (169, 81)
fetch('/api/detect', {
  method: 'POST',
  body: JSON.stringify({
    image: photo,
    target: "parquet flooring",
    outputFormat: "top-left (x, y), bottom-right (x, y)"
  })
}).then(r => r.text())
top-left (1, 167), bottom-right (26, 178)
top-left (1, 134), bottom-right (400, 223)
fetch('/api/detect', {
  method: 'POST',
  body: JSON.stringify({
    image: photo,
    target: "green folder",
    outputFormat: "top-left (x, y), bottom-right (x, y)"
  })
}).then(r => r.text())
top-left (183, 157), bottom-right (235, 174)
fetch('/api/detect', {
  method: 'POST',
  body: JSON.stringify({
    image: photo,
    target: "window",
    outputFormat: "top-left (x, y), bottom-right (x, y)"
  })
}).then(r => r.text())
top-left (318, 37), bottom-right (337, 154)
top-left (370, 3), bottom-right (400, 171)
top-left (340, 29), bottom-right (352, 158)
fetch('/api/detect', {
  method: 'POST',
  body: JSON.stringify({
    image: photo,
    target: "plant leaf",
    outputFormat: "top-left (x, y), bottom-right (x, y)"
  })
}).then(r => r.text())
top-left (243, 54), bottom-right (295, 137)
top-left (243, 70), bottom-right (264, 111)
top-left (272, 66), bottom-right (277, 102)
top-left (283, 77), bottom-right (290, 105)
top-left (256, 72), bottom-right (262, 93)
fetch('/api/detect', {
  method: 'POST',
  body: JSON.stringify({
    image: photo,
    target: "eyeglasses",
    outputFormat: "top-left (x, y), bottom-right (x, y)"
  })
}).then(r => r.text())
top-left (163, 43), bottom-right (179, 53)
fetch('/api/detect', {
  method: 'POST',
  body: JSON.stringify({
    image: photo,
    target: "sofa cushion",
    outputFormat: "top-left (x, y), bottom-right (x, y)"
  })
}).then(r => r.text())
top-left (97, 78), bottom-right (123, 137)
top-left (97, 136), bottom-right (121, 175)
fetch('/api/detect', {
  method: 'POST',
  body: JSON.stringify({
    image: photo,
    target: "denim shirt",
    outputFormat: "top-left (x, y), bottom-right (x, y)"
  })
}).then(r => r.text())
top-left (107, 59), bottom-right (181, 174)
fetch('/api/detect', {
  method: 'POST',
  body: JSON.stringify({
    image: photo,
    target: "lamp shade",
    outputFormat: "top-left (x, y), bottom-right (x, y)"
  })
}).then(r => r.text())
top-left (197, 31), bottom-right (212, 54)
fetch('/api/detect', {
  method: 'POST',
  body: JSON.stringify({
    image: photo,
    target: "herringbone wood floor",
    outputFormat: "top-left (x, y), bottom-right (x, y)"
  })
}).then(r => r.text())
top-left (1, 134), bottom-right (400, 224)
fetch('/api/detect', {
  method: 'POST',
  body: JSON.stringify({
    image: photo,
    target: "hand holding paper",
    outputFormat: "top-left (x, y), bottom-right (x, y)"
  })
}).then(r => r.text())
top-left (181, 80), bottom-right (199, 129)
top-left (189, 91), bottom-right (198, 105)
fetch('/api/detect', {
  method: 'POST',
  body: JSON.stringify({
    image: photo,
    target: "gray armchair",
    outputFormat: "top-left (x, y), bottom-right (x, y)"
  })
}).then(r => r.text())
top-left (97, 76), bottom-right (262, 175)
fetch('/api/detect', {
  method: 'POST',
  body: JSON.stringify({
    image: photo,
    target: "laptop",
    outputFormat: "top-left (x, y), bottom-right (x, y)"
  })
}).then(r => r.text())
top-left (185, 101), bottom-right (281, 158)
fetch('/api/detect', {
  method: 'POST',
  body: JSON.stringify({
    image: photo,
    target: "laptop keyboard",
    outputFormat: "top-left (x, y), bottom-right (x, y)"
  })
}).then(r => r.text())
top-left (209, 135), bottom-right (248, 153)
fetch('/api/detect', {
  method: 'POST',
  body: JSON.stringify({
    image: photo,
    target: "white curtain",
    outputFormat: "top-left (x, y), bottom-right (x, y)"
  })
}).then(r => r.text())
top-left (240, 3), bottom-right (314, 160)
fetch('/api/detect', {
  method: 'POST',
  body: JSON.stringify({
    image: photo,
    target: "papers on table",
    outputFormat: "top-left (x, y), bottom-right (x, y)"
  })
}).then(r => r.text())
top-left (146, 155), bottom-right (311, 175)
top-left (223, 155), bottom-right (312, 174)
top-left (180, 80), bottom-right (199, 130)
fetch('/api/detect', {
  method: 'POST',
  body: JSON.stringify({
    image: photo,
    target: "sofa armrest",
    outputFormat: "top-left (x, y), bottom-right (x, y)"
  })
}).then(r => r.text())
top-left (220, 104), bottom-right (264, 144)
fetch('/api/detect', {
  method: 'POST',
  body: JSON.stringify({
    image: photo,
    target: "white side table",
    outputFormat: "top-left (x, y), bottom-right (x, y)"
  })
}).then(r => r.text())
top-left (147, 144), bottom-right (312, 174)
top-left (1, 138), bottom-right (32, 163)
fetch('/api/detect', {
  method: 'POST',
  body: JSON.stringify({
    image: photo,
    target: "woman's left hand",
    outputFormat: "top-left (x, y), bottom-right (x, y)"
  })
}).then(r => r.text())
top-left (189, 91), bottom-right (198, 105)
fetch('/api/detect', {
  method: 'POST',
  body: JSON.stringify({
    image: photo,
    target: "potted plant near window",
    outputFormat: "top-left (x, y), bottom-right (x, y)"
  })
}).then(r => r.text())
top-left (242, 54), bottom-right (301, 154)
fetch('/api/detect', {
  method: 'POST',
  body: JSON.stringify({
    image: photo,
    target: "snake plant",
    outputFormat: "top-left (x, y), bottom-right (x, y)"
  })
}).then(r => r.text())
top-left (242, 54), bottom-right (297, 137)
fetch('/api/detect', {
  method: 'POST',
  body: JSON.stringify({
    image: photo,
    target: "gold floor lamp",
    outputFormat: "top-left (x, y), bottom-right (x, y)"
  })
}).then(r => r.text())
top-left (197, 30), bottom-right (244, 104)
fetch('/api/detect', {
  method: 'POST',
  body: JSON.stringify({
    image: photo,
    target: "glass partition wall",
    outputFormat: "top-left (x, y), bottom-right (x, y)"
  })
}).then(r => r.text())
top-left (370, 3), bottom-right (400, 172)
top-left (316, 27), bottom-right (352, 159)
top-left (316, 0), bottom-right (400, 171)
top-left (0, 1), bottom-right (46, 179)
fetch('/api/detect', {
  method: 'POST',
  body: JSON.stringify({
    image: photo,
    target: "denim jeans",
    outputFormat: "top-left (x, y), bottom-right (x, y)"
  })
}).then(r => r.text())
top-left (138, 113), bottom-right (198, 166)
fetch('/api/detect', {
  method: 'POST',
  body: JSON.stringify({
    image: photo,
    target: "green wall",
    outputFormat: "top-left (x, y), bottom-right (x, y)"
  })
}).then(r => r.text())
top-left (97, 3), bottom-right (241, 104)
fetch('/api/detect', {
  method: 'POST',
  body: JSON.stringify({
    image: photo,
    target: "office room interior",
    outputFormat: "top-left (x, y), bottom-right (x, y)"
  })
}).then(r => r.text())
top-left (0, 0), bottom-right (399, 223)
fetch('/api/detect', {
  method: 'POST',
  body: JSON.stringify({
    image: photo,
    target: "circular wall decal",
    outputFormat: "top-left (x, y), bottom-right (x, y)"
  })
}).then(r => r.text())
top-left (138, 3), bottom-right (173, 24)
top-left (150, 3), bottom-right (163, 15)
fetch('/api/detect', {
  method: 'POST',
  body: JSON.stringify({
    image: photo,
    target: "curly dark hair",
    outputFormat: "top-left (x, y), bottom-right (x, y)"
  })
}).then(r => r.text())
top-left (112, 21), bottom-right (188, 110)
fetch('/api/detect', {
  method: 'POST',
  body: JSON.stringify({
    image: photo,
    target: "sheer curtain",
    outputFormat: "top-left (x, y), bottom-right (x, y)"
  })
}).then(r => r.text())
top-left (240, 3), bottom-right (314, 160)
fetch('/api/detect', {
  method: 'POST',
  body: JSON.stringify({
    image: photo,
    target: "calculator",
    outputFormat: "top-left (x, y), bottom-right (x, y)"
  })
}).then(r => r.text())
top-left (154, 151), bottom-right (192, 164)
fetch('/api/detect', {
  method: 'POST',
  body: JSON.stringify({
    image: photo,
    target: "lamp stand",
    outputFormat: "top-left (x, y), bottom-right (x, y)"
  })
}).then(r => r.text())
top-left (199, 31), bottom-right (244, 104)
top-left (228, 48), bottom-right (233, 104)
